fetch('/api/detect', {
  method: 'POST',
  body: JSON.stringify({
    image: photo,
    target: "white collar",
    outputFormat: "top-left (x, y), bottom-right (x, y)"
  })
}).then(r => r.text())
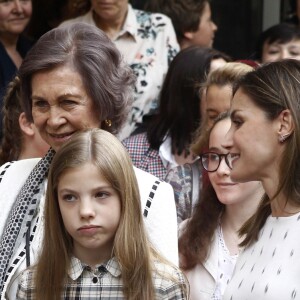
top-left (159, 136), bottom-right (178, 169)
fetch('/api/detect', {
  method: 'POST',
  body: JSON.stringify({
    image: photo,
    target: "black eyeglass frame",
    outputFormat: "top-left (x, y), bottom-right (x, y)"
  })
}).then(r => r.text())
top-left (199, 152), bottom-right (233, 172)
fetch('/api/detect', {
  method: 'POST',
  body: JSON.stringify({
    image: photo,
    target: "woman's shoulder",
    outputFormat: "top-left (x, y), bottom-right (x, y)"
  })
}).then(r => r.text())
top-left (133, 6), bottom-right (175, 28)
top-left (122, 132), bottom-right (149, 148)
top-left (0, 158), bottom-right (40, 180)
top-left (0, 158), bottom-right (41, 233)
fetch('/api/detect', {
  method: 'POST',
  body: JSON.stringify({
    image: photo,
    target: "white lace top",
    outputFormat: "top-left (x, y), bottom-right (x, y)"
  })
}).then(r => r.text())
top-left (212, 224), bottom-right (238, 300)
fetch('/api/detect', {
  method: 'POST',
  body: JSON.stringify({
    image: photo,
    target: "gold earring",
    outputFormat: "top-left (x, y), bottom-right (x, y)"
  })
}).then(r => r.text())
top-left (105, 119), bottom-right (112, 127)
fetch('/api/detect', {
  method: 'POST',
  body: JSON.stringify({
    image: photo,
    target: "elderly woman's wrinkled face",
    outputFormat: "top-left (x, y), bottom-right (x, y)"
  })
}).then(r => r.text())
top-left (0, 0), bottom-right (32, 35)
top-left (31, 65), bottom-right (101, 152)
top-left (91, 0), bottom-right (128, 22)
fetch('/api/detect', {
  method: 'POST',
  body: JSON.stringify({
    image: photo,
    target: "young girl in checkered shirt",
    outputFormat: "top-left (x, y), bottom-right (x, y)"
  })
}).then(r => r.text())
top-left (16, 129), bottom-right (187, 300)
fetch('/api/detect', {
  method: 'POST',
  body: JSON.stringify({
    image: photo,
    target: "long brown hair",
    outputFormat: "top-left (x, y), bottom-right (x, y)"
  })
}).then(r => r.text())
top-left (179, 112), bottom-right (229, 270)
top-left (0, 76), bottom-right (23, 165)
top-left (35, 129), bottom-right (157, 299)
top-left (233, 60), bottom-right (300, 247)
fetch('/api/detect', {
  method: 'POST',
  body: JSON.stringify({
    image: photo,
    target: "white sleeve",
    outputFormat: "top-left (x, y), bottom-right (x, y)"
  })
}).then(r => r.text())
top-left (134, 167), bottom-right (179, 266)
top-left (0, 158), bottom-right (40, 236)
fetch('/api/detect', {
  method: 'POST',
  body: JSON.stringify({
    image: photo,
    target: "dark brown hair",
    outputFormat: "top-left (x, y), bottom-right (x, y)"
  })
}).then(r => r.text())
top-left (0, 76), bottom-right (23, 165)
top-left (146, 0), bottom-right (208, 43)
top-left (233, 60), bottom-right (300, 247)
top-left (147, 46), bottom-right (231, 156)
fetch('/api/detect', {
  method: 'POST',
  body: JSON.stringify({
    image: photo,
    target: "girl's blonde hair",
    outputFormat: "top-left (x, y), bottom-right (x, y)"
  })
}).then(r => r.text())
top-left (35, 129), bottom-right (159, 299)
top-left (203, 62), bottom-right (254, 90)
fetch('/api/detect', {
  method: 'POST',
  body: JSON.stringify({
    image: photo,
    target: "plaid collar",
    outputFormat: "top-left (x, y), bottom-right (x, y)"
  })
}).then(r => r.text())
top-left (68, 256), bottom-right (121, 280)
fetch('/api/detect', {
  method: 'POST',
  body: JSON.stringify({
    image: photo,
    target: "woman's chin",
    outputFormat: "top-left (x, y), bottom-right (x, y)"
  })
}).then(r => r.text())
top-left (230, 170), bottom-right (256, 184)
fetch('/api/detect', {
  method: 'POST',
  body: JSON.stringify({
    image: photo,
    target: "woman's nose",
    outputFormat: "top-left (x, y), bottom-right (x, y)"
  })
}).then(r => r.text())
top-left (46, 107), bottom-right (66, 128)
top-left (216, 157), bottom-right (230, 176)
top-left (12, 0), bottom-right (23, 13)
top-left (221, 125), bottom-right (234, 150)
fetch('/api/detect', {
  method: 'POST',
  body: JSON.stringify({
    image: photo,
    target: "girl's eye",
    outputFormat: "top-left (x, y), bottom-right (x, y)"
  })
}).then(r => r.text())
top-left (209, 153), bottom-right (219, 162)
top-left (62, 194), bottom-right (76, 202)
top-left (95, 191), bottom-right (109, 199)
top-left (232, 118), bottom-right (243, 127)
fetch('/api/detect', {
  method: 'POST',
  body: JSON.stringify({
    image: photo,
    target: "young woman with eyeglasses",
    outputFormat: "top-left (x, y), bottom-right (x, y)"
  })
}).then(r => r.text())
top-left (179, 112), bottom-right (264, 300)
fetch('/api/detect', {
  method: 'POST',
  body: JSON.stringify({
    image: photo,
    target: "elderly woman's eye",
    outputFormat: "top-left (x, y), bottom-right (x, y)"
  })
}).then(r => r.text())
top-left (61, 100), bottom-right (77, 106)
top-left (32, 100), bottom-right (48, 108)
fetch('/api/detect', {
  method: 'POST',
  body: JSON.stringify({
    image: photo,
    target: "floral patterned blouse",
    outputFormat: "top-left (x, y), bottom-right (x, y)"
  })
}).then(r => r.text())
top-left (60, 5), bottom-right (180, 139)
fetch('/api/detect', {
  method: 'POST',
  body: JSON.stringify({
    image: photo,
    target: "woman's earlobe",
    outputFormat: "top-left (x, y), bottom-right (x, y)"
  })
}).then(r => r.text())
top-left (277, 109), bottom-right (295, 143)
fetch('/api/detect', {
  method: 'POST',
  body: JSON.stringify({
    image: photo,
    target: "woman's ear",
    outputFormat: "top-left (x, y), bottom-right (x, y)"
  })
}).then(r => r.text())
top-left (18, 112), bottom-right (34, 137)
top-left (277, 109), bottom-right (295, 142)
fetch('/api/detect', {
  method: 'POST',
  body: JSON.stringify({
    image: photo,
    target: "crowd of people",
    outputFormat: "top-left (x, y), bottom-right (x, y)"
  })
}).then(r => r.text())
top-left (0, 0), bottom-right (300, 299)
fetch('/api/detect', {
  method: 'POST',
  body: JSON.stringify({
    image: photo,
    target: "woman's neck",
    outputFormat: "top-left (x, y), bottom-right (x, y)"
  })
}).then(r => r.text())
top-left (221, 208), bottom-right (246, 255)
top-left (0, 32), bottom-right (23, 67)
top-left (0, 32), bottom-right (19, 49)
top-left (263, 176), bottom-right (300, 217)
top-left (270, 194), bottom-right (300, 217)
top-left (221, 193), bottom-right (263, 255)
top-left (92, 10), bottom-right (127, 40)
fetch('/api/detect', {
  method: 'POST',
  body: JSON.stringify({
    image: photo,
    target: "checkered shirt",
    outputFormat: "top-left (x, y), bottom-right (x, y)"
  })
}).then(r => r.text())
top-left (17, 256), bottom-right (187, 299)
top-left (165, 161), bottom-right (202, 224)
top-left (122, 133), bottom-right (167, 180)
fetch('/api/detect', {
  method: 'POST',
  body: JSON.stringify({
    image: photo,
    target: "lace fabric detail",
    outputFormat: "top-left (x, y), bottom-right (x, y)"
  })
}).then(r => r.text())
top-left (212, 224), bottom-right (238, 300)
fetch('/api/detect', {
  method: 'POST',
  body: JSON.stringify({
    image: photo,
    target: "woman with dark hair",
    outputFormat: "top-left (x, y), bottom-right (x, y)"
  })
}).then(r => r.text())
top-left (179, 113), bottom-right (263, 299)
top-left (223, 59), bottom-right (300, 299)
top-left (0, 0), bottom-right (33, 138)
top-left (123, 46), bottom-right (230, 180)
top-left (0, 23), bottom-right (178, 299)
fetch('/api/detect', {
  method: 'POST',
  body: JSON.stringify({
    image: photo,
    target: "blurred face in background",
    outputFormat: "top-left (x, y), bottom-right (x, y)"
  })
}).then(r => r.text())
top-left (200, 58), bottom-right (228, 119)
top-left (262, 39), bottom-right (300, 63)
top-left (91, 0), bottom-right (128, 23)
top-left (0, 0), bottom-right (32, 35)
top-left (206, 84), bottom-right (232, 127)
top-left (184, 2), bottom-right (217, 47)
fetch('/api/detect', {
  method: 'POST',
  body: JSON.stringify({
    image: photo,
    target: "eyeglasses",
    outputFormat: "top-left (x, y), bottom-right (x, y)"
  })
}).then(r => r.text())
top-left (200, 152), bottom-right (233, 172)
